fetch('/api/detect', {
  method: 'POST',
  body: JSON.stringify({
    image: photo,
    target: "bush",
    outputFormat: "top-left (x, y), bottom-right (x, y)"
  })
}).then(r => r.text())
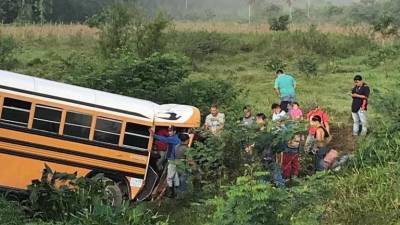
top-left (363, 46), bottom-right (398, 68)
top-left (177, 32), bottom-right (236, 65)
top-left (168, 78), bottom-right (241, 117)
top-left (297, 55), bottom-right (318, 77)
top-left (23, 165), bottom-right (168, 225)
top-left (24, 165), bottom-right (110, 221)
top-left (264, 56), bottom-right (286, 71)
top-left (98, 3), bottom-right (135, 58)
top-left (0, 34), bottom-right (18, 69)
top-left (209, 171), bottom-right (289, 225)
top-left (136, 11), bottom-right (172, 58)
top-left (87, 53), bottom-right (190, 104)
top-left (269, 15), bottom-right (290, 31)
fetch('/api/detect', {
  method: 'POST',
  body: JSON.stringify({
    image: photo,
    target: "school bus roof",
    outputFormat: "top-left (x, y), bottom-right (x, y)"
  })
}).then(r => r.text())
top-left (0, 70), bottom-right (200, 128)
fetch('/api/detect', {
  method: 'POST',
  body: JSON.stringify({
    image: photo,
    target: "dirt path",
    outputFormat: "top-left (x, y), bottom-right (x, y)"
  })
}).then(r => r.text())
top-left (330, 125), bottom-right (357, 154)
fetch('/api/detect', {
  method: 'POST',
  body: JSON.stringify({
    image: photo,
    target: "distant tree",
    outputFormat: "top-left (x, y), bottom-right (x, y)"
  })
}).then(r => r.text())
top-left (0, 0), bottom-right (20, 23)
top-left (270, 15), bottom-right (290, 31)
top-left (372, 15), bottom-right (398, 44)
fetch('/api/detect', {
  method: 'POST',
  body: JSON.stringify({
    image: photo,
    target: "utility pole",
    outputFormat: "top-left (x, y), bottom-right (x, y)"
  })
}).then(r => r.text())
top-left (307, 0), bottom-right (311, 19)
top-left (185, 0), bottom-right (188, 10)
top-left (248, 0), bottom-right (255, 24)
top-left (287, 0), bottom-right (293, 21)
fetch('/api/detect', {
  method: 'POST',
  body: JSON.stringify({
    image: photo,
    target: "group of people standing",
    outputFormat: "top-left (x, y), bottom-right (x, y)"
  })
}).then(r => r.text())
top-left (151, 69), bottom-right (371, 195)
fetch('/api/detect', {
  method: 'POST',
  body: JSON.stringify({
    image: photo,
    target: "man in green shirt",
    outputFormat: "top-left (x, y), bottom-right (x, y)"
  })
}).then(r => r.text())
top-left (274, 69), bottom-right (296, 112)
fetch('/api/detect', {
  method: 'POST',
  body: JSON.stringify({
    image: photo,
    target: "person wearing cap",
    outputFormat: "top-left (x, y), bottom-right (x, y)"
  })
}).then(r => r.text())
top-left (351, 75), bottom-right (370, 136)
top-left (204, 104), bottom-right (225, 134)
top-left (274, 69), bottom-right (296, 113)
top-left (150, 125), bottom-right (181, 198)
top-left (304, 102), bottom-right (330, 153)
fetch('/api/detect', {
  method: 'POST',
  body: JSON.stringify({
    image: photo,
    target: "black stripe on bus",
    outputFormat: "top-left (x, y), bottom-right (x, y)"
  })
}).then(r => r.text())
top-left (0, 85), bottom-right (149, 119)
top-left (0, 148), bottom-right (145, 179)
top-left (0, 137), bottom-right (147, 169)
top-left (0, 123), bottom-right (150, 156)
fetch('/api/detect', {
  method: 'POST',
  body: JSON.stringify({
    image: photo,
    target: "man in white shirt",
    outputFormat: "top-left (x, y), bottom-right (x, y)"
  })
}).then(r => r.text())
top-left (271, 103), bottom-right (287, 122)
top-left (204, 104), bottom-right (225, 134)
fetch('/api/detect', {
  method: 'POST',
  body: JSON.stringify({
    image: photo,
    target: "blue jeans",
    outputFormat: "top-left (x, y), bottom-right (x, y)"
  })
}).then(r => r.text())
top-left (280, 95), bottom-right (295, 112)
top-left (315, 147), bottom-right (330, 171)
top-left (352, 110), bottom-right (367, 136)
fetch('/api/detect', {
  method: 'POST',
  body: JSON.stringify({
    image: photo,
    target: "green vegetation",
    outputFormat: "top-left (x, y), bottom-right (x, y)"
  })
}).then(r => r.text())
top-left (1, 1), bottom-right (400, 225)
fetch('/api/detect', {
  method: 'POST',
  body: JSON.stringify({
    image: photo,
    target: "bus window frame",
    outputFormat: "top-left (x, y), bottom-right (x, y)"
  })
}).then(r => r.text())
top-left (122, 122), bottom-right (152, 151)
top-left (0, 96), bottom-right (3, 121)
top-left (63, 111), bottom-right (92, 140)
top-left (93, 116), bottom-right (122, 146)
top-left (0, 97), bottom-right (32, 128)
top-left (31, 103), bottom-right (63, 134)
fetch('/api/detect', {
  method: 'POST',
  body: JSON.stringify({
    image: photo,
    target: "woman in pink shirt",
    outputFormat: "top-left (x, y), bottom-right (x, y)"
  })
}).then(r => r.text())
top-left (289, 102), bottom-right (303, 120)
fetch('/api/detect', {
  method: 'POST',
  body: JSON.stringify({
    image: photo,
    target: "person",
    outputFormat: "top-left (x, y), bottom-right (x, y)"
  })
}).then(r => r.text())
top-left (150, 125), bottom-right (181, 198)
top-left (204, 104), bottom-right (225, 134)
top-left (175, 133), bottom-right (190, 196)
top-left (243, 112), bottom-right (268, 160)
top-left (282, 133), bottom-right (301, 179)
top-left (351, 75), bottom-right (370, 136)
top-left (311, 115), bottom-right (332, 171)
top-left (155, 127), bottom-right (169, 171)
top-left (289, 102), bottom-right (303, 120)
top-left (271, 103), bottom-right (287, 122)
top-left (304, 103), bottom-right (330, 153)
top-left (241, 105), bottom-right (256, 127)
top-left (254, 115), bottom-right (285, 187)
top-left (256, 113), bottom-right (267, 131)
top-left (274, 69), bottom-right (296, 112)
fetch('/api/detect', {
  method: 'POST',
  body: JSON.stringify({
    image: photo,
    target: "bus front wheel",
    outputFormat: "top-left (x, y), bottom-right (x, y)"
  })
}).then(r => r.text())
top-left (104, 181), bottom-right (123, 207)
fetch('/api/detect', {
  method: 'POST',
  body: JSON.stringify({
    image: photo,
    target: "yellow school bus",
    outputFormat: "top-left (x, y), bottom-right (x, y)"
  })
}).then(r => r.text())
top-left (0, 70), bottom-right (200, 203)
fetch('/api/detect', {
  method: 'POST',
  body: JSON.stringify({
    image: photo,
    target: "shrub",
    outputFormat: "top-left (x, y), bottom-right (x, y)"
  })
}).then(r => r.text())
top-left (98, 3), bottom-right (136, 58)
top-left (264, 56), bottom-right (286, 71)
top-left (269, 15), bottom-right (290, 31)
top-left (136, 11), bottom-right (172, 58)
top-left (0, 34), bottom-right (18, 69)
top-left (89, 53), bottom-right (190, 103)
top-left (363, 46), bottom-right (398, 68)
top-left (168, 78), bottom-right (241, 117)
top-left (177, 32), bottom-right (234, 65)
top-left (209, 171), bottom-right (289, 225)
top-left (24, 165), bottom-right (109, 221)
top-left (297, 55), bottom-right (318, 77)
top-left (23, 165), bottom-right (168, 225)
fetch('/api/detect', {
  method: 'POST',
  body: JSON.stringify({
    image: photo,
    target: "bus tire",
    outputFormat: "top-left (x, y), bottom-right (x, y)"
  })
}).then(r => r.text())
top-left (104, 181), bottom-right (123, 207)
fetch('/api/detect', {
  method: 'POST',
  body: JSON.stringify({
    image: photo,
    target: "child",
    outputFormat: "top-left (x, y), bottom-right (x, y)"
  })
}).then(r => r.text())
top-left (271, 103), bottom-right (287, 122)
top-left (289, 102), bottom-right (303, 120)
top-left (282, 134), bottom-right (301, 179)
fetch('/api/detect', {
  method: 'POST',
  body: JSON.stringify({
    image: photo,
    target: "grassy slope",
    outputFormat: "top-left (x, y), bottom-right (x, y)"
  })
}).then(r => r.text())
top-left (1, 24), bottom-right (400, 225)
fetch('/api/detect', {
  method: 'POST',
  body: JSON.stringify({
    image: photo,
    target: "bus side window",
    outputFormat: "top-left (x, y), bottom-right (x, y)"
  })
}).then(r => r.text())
top-left (0, 97), bottom-right (31, 127)
top-left (123, 123), bottom-right (150, 150)
top-left (64, 112), bottom-right (92, 139)
top-left (32, 105), bottom-right (62, 134)
top-left (93, 117), bottom-right (121, 145)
